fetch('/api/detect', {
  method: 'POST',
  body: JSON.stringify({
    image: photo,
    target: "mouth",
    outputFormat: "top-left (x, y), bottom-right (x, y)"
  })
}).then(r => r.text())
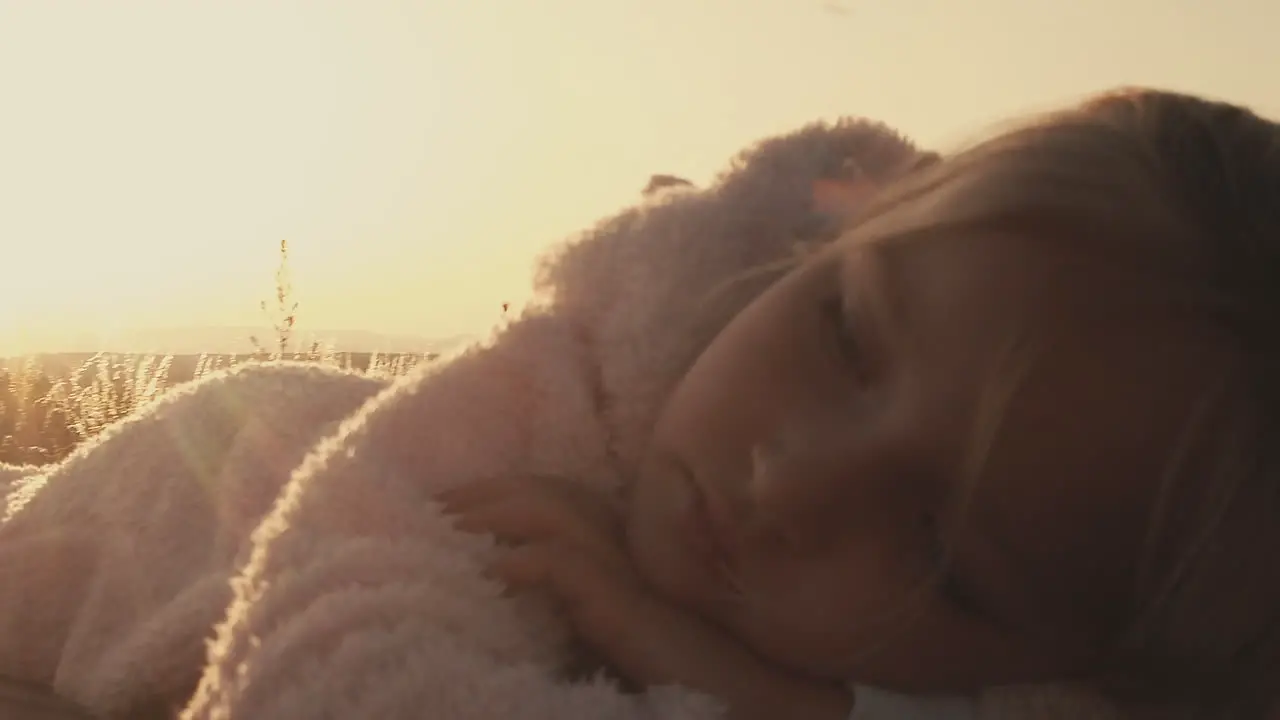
top-left (676, 465), bottom-right (743, 595)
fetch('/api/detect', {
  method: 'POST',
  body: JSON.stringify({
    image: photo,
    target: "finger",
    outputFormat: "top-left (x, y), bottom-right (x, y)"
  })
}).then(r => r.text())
top-left (441, 475), bottom-right (624, 537)
top-left (488, 543), bottom-right (726, 689)
top-left (487, 541), bottom-right (644, 641)
top-left (435, 475), bottom-right (525, 511)
top-left (811, 177), bottom-right (878, 222)
top-left (437, 474), bottom-right (591, 511)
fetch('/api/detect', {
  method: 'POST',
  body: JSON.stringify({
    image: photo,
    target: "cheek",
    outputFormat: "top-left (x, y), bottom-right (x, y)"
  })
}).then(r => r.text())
top-left (623, 466), bottom-right (687, 594)
top-left (651, 266), bottom-right (834, 453)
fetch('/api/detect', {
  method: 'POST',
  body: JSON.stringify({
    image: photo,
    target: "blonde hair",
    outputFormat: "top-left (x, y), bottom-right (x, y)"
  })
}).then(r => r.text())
top-left (829, 88), bottom-right (1280, 716)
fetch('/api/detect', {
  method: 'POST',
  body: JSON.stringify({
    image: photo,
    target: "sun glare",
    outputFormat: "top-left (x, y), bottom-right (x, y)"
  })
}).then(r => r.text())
top-left (1, 1), bottom-right (1276, 356)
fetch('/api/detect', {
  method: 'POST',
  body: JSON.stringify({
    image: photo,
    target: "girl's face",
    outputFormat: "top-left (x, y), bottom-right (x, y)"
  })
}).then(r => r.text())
top-left (626, 229), bottom-right (1230, 693)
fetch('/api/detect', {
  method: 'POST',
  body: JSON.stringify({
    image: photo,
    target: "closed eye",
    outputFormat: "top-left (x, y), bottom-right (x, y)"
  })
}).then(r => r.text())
top-left (820, 294), bottom-right (866, 380)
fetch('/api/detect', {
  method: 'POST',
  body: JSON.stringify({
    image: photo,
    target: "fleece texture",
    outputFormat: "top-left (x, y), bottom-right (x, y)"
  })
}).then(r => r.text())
top-left (0, 463), bottom-right (36, 487)
top-left (0, 364), bottom-right (387, 716)
top-left (1, 119), bottom-right (1121, 720)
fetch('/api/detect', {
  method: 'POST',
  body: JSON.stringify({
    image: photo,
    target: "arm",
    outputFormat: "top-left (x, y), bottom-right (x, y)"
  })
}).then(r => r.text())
top-left (182, 316), bottom-right (659, 719)
top-left (0, 363), bottom-right (383, 716)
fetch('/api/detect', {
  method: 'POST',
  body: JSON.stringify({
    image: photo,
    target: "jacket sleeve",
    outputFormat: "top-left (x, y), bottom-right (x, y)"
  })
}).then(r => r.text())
top-left (182, 315), bottom-right (723, 720)
top-left (0, 363), bottom-right (384, 717)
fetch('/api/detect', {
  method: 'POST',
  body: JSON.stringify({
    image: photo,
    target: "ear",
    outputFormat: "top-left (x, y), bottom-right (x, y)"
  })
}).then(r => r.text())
top-left (810, 150), bottom-right (941, 226)
top-left (810, 177), bottom-right (880, 224)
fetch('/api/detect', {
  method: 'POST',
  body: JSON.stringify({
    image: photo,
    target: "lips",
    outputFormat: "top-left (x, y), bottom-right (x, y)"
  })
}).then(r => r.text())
top-left (677, 466), bottom-right (739, 583)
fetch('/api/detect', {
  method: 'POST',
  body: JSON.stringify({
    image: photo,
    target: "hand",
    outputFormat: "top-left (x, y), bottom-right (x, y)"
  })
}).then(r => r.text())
top-left (810, 177), bottom-right (879, 224)
top-left (437, 475), bottom-right (853, 720)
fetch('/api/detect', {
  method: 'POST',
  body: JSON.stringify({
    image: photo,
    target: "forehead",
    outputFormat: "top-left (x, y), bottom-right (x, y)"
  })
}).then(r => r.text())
top-left (846, 228), bottom-right (1209, 359)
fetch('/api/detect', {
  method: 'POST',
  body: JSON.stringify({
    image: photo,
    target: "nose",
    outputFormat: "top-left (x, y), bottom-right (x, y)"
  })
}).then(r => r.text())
top-left (742, 424), bottom-right (873, 553)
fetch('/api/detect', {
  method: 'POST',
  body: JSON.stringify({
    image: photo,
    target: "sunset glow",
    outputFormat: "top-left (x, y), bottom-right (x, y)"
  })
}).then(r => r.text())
top-left (2, 0), bottom-right (1276, 354)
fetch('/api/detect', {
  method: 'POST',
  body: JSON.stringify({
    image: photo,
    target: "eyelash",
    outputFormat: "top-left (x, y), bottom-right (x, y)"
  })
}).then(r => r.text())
top-left (921, 512), bottom-right (986, 617)
top-left (820, 295), bottom-right (864, 374)
top-left (822, 290), bottom-right (984, 619)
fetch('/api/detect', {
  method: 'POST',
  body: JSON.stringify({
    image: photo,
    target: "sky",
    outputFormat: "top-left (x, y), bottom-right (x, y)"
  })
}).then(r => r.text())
top-left (1, 0), bottom-right (1276, 353)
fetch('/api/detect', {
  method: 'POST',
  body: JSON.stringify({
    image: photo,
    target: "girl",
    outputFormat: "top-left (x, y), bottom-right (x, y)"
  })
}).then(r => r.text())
top-left (0, 112), bottom-right (930, 719)
top-left (3, 88), bottom-right (1275, 720)
top-left (443, 88), bottom-right (1280, 719)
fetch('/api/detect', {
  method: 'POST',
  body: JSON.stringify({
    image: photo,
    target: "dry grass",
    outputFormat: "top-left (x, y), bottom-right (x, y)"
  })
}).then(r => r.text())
top-left (0, 349), bottom-right (433, 466)
top-left (1, 239), bottom-right (465, 466)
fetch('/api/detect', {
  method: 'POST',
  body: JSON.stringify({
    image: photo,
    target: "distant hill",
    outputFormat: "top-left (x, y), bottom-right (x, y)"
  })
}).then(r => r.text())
top-left (1, 326), bottom-right (474, 359)
top-left (2, 351), bottom-right (436, 383)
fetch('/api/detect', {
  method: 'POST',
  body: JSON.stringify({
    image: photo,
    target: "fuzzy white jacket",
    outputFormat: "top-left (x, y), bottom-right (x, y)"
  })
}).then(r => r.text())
top-left (0, 119), bottom-right (1122, 720)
